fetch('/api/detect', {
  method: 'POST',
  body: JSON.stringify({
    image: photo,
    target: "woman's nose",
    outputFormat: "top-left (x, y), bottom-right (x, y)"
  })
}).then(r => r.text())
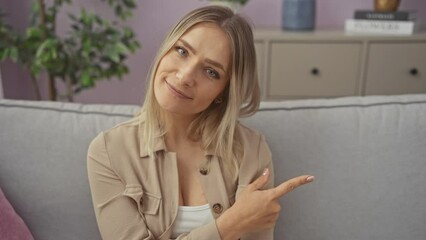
top-left (176, 62), bottom-right (197, 87)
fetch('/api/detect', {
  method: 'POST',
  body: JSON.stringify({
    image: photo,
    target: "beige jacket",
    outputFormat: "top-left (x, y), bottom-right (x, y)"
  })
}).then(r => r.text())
top-left (87, 116), bottom-right (274, 240)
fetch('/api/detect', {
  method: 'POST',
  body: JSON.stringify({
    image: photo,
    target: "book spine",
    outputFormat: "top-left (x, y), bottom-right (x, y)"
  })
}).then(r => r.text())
top-left (354, 11), bottom-right (413, 21)
top-left (345, 19), bottom-right (416, 35)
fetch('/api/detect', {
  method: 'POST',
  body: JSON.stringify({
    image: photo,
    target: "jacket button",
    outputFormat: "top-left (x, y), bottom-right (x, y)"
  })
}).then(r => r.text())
top-left (212, 203), bottom-right (223, 214)
top-left (199, 167), bottom-right (209, 175)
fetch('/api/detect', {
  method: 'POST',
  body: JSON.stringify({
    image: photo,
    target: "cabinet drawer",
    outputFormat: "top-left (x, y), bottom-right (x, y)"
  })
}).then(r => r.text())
top-left (268, 42), bottom-right (361, 98)
top-left (365, 43), bottom-right (426, 95)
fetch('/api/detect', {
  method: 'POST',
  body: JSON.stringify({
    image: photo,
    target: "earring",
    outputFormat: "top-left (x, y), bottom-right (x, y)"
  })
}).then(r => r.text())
top-left (214, 98), bottom-right (223, 104)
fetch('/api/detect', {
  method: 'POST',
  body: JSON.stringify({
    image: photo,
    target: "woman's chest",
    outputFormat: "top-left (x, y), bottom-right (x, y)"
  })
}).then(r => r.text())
top-left (116, 151), bottom-right (238, 238)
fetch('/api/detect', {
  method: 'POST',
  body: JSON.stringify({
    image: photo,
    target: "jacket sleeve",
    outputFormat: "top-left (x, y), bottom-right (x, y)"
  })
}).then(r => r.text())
top-left (237, 134), bottom-right (275, 240)
top-left (87, 132), bottom-right (156, 240)
top-left (87, 132), bottom-right (223, 240)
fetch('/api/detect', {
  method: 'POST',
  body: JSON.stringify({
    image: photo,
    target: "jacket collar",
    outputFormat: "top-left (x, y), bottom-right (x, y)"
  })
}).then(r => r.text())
top-left (138, 115), bottom-right (166, 158)
top-left (138, 115), bottom-right (215, 158)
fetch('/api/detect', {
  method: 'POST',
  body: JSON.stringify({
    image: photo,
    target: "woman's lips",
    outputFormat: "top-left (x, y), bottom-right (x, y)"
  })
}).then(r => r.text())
top-left (165, 80), bottom-right (193, 99)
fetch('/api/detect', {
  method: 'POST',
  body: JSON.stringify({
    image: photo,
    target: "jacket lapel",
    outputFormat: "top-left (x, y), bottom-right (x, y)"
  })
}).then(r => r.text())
top-left (198, 155), bottom-right (230, 219)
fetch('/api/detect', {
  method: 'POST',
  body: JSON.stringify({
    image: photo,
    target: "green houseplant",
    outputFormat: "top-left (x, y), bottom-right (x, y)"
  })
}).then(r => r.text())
top-left (209, 0), bottom-right (249, 4)
top-left (0, 0), bottom-right (140, 101)
top-left (207, 0), bottom-right (249, 12)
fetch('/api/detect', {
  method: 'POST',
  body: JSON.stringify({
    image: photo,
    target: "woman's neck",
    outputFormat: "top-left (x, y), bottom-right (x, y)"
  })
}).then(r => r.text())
top-left (163, 112), bottom-right (198, 150)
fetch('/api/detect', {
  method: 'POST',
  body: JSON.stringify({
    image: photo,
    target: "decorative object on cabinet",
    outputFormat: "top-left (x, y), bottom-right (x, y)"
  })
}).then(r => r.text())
top-left (354, 10), bottom-right (416, 21)
top-left (253, 30), bottom-right (426, 100)
top-left (345, 8), bottom-right (418, 35)
top-left (344, 19), bottom-right (418, 35)
top-left (282, 0), bottom-right (316, 31)
top-left (375, 0), bottom-right (401, 12)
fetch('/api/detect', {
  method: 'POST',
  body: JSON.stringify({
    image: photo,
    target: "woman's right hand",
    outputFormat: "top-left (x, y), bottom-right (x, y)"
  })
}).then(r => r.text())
top-left (216, 169), bottom-right (314, 240)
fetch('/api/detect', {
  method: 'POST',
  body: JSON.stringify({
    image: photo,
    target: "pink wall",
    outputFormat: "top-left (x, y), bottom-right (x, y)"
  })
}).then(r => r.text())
top-left (1, 0), bottom-right (425, 104)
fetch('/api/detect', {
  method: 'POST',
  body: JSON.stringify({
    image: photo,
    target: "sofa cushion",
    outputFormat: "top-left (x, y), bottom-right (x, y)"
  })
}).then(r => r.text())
top-left (1, 94), bottom-right (426, 240)
top-left (242, 94), bottom-right (426, 240)
top-left (0, 99), bottom-right (139, 240)
top-left (0, 188), bottom-right (34, 240)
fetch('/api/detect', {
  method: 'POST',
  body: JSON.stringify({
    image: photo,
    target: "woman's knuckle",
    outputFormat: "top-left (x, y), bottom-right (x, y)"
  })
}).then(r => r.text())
top-left (273, 214), bottom-right (279, 221)
top-left (267, 190), bottom-right (276, 200)
top-left (276, 204), bottom-right (281, 212)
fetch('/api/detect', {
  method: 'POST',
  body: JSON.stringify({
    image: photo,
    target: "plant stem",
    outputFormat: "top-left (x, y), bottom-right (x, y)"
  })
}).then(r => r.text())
top-left (30, 74), bottom-right (42, 100)
top-left (38, 0), bottom-right (47, 32)
top-left (66, 76), bottom-right (73, 102)
top-left (48, 73), bottom-right (56, 100)
top-left (38, 0), bottom-right (57, 101)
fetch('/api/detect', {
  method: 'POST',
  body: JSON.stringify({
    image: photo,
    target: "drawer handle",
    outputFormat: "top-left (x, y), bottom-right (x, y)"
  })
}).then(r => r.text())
top-left (311, 68), bottom-right (319, 76)
top-left (409, 68), bottom-right (418, 76)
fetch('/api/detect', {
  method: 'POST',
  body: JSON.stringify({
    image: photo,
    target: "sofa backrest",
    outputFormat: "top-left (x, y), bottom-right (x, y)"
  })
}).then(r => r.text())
top-left (242, 94), bottom-right (426, 240)
top-left (1, 94), bottom-right (426, 240)
top-left (0, 99), bottom-right (138, 240)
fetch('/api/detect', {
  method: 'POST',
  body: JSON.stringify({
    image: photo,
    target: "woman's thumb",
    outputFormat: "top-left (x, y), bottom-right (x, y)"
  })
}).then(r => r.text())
top-left (249, 168), bottom-right (270, 191)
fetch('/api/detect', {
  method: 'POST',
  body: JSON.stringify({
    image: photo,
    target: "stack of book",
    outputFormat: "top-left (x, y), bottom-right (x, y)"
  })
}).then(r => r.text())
top-left (345, 10), bottom-right (419, 35)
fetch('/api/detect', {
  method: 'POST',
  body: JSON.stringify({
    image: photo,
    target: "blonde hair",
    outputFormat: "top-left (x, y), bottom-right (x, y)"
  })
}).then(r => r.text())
top-left (140, 6), bottom-right (260, 176)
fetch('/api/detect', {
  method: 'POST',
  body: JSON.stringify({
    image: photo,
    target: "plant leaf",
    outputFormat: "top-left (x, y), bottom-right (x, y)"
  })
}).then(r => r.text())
top-left (81, 71), bottom-right (93, 87)
top-left (10, 47), bottom-right (18, 62)
top-left (0, 48), bottom-right (10, 61)
top-left (115, 42), bottom-right (129, 54)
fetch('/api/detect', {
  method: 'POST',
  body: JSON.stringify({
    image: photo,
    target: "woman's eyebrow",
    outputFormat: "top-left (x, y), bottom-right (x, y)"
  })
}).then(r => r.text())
top-left (179, 39), bottom-right (226, 73)
top-left (205, 59), bottom-right (226, 73)
top-left (179, 39), bottom-right (197, 54)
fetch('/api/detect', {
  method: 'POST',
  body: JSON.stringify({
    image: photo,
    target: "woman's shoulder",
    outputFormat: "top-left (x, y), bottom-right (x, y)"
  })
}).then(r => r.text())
top-left (236, 121), bottom-right (264, 143)
top-left (235, 122), bottom-right (272, 186)
top-left (88, 116), bottom-right (144, 168)
top-left (103, 116), bottom-right (140, 135)
top-left (235, 122), bottom-right (270, 161)
top-left (93, 116), bottom-right (142, 149)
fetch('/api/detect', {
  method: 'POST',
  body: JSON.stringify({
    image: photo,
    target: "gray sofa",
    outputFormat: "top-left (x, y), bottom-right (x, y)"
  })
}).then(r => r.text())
top-left (1, 94), bottom-right (426, 240)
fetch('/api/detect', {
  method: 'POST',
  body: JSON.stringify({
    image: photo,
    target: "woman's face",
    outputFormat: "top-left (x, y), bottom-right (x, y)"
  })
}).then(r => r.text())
top-left (154, 22), bottom-right (231, 117)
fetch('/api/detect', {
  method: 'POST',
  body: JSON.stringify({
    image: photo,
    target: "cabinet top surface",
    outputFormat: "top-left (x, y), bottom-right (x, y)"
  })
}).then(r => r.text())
top-left (253, 29), bottom-right (426, 41)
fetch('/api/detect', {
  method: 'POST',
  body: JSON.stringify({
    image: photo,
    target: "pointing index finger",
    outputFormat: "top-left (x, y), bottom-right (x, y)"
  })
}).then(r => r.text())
top-left (271, 175), bottom-right (314, 199)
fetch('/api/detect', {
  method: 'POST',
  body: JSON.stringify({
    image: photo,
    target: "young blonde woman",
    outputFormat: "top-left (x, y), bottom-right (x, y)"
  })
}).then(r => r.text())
top-left (87, 6), bottom-right (314, 240)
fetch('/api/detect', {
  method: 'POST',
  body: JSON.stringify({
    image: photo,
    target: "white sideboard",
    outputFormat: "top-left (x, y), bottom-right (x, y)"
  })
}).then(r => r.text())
top-left (254, 30), bottom-right (426, 100)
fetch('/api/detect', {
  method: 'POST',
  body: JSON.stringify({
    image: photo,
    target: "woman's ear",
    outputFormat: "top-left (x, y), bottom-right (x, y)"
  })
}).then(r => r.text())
top-left (214, 97), bottom-right (223, 104)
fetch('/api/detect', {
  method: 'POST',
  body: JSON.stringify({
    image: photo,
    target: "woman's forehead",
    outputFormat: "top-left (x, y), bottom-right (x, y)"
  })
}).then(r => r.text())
top-left (179, 23), bottom-right (231, 65)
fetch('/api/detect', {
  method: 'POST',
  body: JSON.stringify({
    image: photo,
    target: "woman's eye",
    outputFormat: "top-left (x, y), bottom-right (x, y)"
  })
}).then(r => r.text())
top-left (206, 68), bottom-right (220, 79)
top-left (175, 46), bottom-right (187, 56)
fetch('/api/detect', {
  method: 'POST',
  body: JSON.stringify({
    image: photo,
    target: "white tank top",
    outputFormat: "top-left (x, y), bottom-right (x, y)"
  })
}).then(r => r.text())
top-left (171, 204), bottom-right (214, 239)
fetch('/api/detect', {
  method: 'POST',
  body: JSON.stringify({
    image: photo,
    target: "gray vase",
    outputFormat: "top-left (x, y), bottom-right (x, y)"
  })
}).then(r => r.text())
top-left (282, 0), bottom-right (316, 31)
